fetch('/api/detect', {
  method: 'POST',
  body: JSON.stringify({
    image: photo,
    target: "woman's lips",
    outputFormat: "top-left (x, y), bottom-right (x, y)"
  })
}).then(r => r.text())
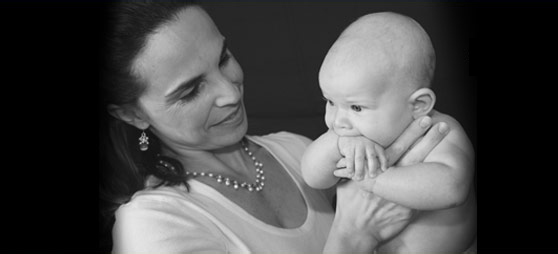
top-left (213, 106), bottom-right (242, 126)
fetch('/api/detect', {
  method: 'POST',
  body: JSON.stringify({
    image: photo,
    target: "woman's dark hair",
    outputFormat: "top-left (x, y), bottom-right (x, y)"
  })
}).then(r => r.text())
top-left (99, 0), bottom-right (197, 251)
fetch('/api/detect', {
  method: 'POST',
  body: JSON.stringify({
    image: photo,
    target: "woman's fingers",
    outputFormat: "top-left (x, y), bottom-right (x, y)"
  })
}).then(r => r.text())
top-left (385, 116), bottom-right (433, 166)
top-left (335, 180), bottom-right (414, 242)
top-left (397, 122), bottom-right (450, 166)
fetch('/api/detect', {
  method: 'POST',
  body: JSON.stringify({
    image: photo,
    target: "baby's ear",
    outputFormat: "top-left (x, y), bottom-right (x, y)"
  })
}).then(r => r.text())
top-left (409, 88), bottom-right (436, 119)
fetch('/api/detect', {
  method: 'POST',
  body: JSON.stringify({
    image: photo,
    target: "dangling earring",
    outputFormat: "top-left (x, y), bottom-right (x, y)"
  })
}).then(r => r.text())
top-left (139, 130), bottom-right (149, 151)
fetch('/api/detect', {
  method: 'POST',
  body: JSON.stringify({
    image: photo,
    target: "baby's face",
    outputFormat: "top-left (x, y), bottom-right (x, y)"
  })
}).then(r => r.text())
top-left (319, 42), bottom-right (414, 147)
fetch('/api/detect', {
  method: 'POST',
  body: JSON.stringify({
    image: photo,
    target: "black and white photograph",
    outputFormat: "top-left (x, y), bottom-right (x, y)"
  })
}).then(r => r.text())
top-left (35, 0), bottom-right (558, 252)
top-left (9, 0), bottom-right (558, 252)
top-left (98, 1), bottom-right (476, 253)
top-left (11, 0), bottom-right (558, 252)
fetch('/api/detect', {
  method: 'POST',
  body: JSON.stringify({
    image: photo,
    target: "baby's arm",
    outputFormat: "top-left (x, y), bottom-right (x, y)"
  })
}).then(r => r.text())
top-left (363, 114), bottom-right (475, 210)
top-left (301, 129), bottom-right (343, 189)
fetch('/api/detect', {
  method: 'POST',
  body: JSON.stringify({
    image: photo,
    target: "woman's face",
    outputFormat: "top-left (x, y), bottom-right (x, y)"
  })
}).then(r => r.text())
top-left (132, 6), bottom-right (247, 151)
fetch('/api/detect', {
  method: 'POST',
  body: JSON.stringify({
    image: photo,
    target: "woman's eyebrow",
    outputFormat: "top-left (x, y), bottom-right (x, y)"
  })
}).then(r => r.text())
top-left (164, 38), bottom-right (227, 102)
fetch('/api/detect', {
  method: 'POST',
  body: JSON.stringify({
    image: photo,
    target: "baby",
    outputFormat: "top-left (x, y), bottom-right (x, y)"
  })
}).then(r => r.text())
top-left (301, 12), bottom-right (476, 253)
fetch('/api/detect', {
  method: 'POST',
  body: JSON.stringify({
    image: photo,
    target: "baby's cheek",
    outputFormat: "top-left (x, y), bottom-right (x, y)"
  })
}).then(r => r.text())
top-left (324, 112), bottom-right (334, 129)
top-left (357, 124), bottom-right (382, 144)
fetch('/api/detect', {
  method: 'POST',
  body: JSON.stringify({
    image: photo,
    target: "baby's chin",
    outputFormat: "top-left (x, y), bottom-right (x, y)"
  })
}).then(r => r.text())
top-left (330, 127), bottom-right (361, 138)
top-left (361, 134), bottom-right (394, 148)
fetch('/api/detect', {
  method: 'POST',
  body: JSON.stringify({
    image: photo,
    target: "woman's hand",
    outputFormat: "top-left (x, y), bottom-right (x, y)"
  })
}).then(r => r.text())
top-left (385, 116), bottom-right (449, 167)
top-left (329, 180), bottom-right (414, 251)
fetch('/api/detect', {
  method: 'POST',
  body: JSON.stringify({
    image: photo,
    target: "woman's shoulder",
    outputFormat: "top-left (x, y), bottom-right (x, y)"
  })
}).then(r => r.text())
top-left (116, 186), bottom-right (189, 213)
top-left (112, 186), bottom-right (230, 253)
top-left (115, 182), bottom-right (214, 220)
top-left (248, 131), bottom-right (313, 172)
top-left (249, 131), bottom-right (313, 158)
top-left (250, 131), bottom-right (312, 147)
top-left (114, 185), bottom-right (221, 233)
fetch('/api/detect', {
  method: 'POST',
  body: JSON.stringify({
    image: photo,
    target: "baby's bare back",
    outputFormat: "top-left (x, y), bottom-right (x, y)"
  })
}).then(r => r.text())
top-left (379, 111), bottom-right (477, 253)
top-left (379, 188), bottom-right (477, 253)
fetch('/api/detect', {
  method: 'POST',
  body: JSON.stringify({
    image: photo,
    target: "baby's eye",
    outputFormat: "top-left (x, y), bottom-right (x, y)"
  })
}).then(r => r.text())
top-left (350, 105), bottom-right (362, 112)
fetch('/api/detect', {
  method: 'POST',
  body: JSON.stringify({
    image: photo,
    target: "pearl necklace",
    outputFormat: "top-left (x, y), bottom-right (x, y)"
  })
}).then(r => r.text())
top-left (159, 141), bottom-right (265, 192)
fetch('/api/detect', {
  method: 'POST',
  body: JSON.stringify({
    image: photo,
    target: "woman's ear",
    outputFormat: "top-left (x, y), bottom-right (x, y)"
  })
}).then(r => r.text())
top-left (107, 104), bottom-right (150, 130)
top-left (408, 88), bottom-right (436, 119)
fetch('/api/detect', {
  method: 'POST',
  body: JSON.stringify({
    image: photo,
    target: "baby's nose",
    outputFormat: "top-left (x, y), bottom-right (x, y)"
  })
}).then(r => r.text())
top-left (333, 111), bottom-right (352, 131)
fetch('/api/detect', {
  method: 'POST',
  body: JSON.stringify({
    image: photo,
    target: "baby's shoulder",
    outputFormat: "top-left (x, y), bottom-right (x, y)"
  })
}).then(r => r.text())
top-left (429, 110), bottom-right (474, 155)
top-left (431, 110), bottom-right (459, 128)
top-left (430, 110), bottom-right (467, 137)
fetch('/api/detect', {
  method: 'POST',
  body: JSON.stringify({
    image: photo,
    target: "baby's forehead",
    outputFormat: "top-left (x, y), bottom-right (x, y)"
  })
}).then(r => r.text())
top-left (321, 56), bottom-right (392, 95)
top-left (340, 13), bottom-right (429, 63)
top-left (322, 38), bottom-right (397, 83)
top-left (330, 38), bottom-right (392, 67)
top-left (344, 12), bottom-right (423, 42)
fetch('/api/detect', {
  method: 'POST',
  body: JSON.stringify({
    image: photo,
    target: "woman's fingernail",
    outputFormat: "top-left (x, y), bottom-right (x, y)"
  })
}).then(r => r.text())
top-left (419, 117), bottom-right (432, 128)
top-left (438, 122), bottom-right (449, 134)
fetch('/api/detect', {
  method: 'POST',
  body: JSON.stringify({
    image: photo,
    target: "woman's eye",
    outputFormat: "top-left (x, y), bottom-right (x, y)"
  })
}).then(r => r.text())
top-left (351, 105), bottom-right (362, 112)
top-left (179, 83), bottom-right (201, 104)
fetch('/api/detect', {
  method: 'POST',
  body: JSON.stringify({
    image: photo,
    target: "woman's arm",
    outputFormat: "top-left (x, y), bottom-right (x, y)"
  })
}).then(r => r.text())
top-left (301, 129), bottom-right (343, 189)
top-left (324, 116), bottom-right (449, 253)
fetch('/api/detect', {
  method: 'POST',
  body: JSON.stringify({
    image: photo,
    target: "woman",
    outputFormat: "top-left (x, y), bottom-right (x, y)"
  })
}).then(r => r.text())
top-left (99, 1), bottom-right (449, 252)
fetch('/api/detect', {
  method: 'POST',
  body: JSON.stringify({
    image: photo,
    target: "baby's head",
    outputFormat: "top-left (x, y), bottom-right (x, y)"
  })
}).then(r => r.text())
top-left (319, 12), bottom-right (436, 147)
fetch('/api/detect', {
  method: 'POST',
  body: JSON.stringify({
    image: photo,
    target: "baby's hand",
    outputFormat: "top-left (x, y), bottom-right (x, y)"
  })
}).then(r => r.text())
top-left (335, 136), bottom-right (387, 181)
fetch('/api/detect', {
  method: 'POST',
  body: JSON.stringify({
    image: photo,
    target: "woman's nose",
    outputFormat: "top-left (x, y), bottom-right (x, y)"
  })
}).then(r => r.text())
top-left (214, 74), bottom-right (242, 107)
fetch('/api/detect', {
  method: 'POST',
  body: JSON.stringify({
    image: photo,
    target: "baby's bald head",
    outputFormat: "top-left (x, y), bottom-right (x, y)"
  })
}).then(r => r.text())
top-left (319, 12), bottom-right (437, 146)
top-left (320, 12), bottom-right (435, 92)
